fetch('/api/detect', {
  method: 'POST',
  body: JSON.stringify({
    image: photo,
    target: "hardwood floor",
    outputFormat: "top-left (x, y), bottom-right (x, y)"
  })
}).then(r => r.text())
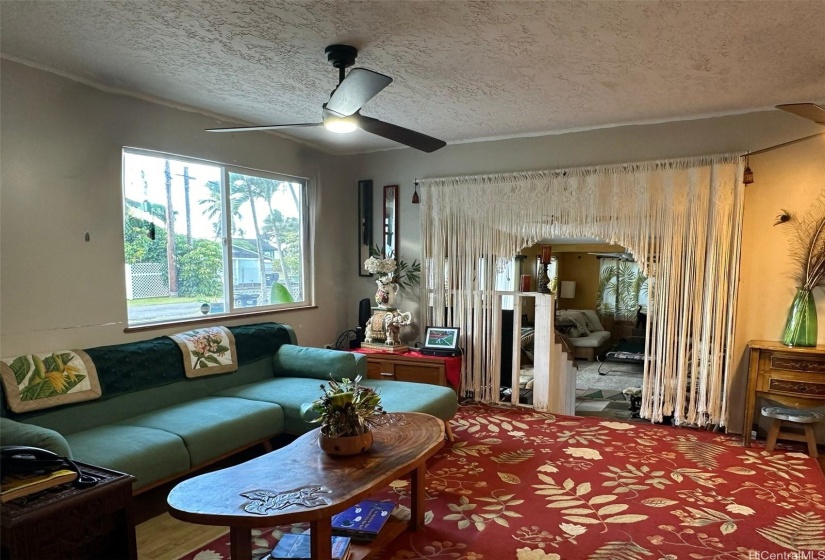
top-left (137, 513), bottom-right (227, 560)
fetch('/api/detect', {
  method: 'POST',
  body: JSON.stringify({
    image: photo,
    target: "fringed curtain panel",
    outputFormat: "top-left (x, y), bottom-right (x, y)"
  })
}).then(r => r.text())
top-left (420, 154), bottom-right (744, 427)
top-left (596, 258), bottom-right (649, 321)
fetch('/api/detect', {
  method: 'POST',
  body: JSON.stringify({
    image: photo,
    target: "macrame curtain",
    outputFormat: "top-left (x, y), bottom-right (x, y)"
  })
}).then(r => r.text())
top-left (420, 154), bottom-right (744, 427)
top-left (596, 258), bottom-right (649, 321)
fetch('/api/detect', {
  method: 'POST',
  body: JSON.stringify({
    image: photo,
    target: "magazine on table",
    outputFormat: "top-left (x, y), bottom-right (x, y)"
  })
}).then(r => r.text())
top-left (330, 499), bottom-right (396, 540)
top-left (270, 532), bottom-right (351, 559)
top-left (0, 469), bottom-right (77, 503)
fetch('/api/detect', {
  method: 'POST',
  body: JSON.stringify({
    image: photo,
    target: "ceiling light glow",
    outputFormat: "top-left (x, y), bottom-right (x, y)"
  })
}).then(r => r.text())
top-left (324, 117), bottom-right (357, 133)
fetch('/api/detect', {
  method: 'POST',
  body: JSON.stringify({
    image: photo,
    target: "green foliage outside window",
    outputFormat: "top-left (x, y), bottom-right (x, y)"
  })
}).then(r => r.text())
top-left (177, 240), bottom-right (223, 299)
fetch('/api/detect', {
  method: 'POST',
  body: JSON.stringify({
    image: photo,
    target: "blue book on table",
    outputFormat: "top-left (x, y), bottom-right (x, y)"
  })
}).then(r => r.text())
top-left (270, 533), bottom-right (350, 559)
top-left (331, 500), bottom-right (396, 540)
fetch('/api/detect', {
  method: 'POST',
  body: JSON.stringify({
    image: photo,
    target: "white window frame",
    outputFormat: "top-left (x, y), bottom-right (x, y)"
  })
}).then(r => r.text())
top-left (122, 147), bottom-right (313, 328)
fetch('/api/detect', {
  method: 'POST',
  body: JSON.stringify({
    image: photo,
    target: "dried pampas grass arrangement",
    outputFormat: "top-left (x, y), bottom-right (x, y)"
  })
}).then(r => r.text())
top-left (779, 188), bottom-right (825, 346)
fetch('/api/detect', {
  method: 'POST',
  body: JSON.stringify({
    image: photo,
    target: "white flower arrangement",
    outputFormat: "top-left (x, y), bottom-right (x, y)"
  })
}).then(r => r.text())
top-left (364, 256), bottom-right (397, 276)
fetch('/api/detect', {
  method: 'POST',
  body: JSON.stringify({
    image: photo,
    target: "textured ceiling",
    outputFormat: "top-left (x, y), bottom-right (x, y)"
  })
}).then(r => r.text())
top-left (2, 0), bottom-right (824, 154)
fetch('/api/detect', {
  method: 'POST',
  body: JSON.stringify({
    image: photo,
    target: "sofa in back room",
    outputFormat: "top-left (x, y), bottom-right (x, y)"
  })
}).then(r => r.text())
top-left (0, 322), bottom-right (458, 493)
top-left (556, 309), bottom-right (612, 361)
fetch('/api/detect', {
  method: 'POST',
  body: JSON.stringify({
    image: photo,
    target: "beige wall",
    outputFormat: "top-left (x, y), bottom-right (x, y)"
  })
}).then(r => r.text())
top-left (347, 110), bottom-right (823, 431)
top-left (0, 60), bottom-right (355, 354)
top-left (557, 253), bottom-right (600, 311)
top-left (728, 137), bottom-right (825, 434)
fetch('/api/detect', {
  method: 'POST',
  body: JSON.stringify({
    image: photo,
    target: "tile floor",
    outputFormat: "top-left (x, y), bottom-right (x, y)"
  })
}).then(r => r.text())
top-left (575, 387), bottom-right (636, 420)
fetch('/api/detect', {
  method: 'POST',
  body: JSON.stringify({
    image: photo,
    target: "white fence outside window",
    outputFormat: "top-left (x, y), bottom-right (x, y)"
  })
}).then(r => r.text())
top-left (126, 263), bottom-right (168, 300)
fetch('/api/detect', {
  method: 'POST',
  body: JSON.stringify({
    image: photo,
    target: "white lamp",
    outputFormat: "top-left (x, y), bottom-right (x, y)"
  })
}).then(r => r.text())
top-left (559, 281), bottom-right (576, 299)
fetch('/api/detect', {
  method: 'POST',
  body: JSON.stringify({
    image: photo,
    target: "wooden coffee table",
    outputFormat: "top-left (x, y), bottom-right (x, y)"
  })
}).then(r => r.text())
top-left (167, 412), bottom-right (445, 560)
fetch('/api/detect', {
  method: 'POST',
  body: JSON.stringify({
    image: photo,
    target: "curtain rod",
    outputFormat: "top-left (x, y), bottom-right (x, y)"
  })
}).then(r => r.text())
top-left (744, 131), bottom-right (824, 157)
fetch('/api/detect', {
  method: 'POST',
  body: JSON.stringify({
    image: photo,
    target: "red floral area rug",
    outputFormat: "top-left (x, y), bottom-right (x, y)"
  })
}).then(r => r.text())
top-left (180, 403), bottom-right (825, 560)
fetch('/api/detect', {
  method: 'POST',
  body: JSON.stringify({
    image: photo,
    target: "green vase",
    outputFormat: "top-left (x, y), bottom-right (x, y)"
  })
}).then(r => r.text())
top-left (781, 288), bottom-right (817, 347)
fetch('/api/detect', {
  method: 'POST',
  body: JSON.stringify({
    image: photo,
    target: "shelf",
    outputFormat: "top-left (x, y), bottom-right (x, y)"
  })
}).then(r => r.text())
top-left (348, 511), bottom-right (408, 560)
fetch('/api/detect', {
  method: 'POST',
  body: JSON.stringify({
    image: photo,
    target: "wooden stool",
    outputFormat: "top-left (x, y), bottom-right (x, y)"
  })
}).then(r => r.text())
top-left (761, 406), bottom-right (824, 458)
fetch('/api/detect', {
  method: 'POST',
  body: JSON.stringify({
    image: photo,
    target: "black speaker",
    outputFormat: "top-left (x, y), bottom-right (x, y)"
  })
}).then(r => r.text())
top-left (358, 298), bottom-right (371, 330)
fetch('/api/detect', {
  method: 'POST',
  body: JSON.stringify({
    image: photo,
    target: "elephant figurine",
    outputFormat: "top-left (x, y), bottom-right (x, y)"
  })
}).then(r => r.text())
top-left (384, 311), bottom-right (412, 346)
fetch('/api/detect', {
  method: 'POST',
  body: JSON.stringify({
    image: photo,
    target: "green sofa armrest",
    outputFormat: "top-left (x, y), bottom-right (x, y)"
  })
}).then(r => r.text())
top-left (272, 345), bottom-right (366, 381)
top-left (0, 417), bottom-right (72, 457)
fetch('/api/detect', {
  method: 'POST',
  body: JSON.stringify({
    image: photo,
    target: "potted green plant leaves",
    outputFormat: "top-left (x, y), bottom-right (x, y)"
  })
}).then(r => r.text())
top-left (302, 376), bottom-right (385, 456)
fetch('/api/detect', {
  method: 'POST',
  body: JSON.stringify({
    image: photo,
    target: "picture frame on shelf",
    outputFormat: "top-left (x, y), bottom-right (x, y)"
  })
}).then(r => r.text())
top-left (423, 326), bottom-right (460, 350)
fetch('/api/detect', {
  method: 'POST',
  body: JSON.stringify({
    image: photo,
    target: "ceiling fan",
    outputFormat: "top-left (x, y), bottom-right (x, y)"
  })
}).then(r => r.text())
top-left (206, 44), bottom-right (447, 153)
top-left (776, 103), bottom-right (825, 125)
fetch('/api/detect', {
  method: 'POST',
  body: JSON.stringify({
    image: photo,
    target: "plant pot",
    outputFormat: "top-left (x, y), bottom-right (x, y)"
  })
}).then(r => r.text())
top-left (318, 430), bottom-right (373, 456)
top-left (781, 288), bottom-right (818, 347)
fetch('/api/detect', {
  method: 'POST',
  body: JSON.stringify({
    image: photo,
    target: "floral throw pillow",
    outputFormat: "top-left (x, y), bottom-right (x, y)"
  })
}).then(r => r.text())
top-left (169, 327), bottom-right (238, 378)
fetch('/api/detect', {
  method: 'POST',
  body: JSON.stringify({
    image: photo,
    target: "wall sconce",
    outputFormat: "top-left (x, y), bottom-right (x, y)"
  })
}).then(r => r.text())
top-left (743, 153), bottom-right (754, 185)
top-left (412, 179), bottom-right (420, 204)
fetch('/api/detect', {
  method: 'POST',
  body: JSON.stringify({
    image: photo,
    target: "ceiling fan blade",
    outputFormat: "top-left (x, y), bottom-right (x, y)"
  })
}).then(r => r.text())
top-left (206, 123), bottom-right (322, 133)
top-left (326, 68), bottom-right (393, 117)
top-left (776, 103), bottom-right (825, 124)
top-left (358, 115), bottom-right (446, 153)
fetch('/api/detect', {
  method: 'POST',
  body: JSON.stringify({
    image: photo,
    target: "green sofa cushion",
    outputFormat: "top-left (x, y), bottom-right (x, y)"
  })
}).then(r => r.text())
top-left (65, 425), bottom-right (190, 490)
top-left (0, 417), bottom-right (72, 457)
top-left (272, 345), bottom-right (366, 381)
top-left (360, 379), bottom-right (458, 423)
top-left (219, 377), bottom-right (458, 435)
top-left (216, 378), bottom-right (324, 435)
top-left (117, 397), bottom-right (283, 465)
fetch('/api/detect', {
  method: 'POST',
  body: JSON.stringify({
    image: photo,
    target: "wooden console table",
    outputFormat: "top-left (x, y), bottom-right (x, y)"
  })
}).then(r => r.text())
top-left (353, 348), bottom-right (461, 391)
top-left (168, 412), bottom-right (444, 560)
top-left (743, 340), bottom-right (825, 448)
top-left (1, 463), bottom-right (136, 560)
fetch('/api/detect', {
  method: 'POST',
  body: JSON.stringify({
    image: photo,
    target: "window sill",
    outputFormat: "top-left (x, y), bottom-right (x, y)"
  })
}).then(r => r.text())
top-left (123, 304), bottom-right (317, 333)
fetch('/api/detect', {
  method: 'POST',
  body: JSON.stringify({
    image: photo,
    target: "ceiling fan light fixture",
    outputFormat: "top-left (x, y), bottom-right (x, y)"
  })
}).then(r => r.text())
top-left (324, 116), bottom-right (358, 134)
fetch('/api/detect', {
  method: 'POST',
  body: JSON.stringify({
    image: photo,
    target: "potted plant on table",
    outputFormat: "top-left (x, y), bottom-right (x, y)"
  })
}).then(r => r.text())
top-left (303, 376), bottom-right (385, 456)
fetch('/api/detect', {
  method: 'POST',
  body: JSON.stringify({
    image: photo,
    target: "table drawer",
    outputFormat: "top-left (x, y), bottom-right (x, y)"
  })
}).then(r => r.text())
top-left (764, 353), bottom-right (825, 375)
top-left (768, 377), bottom-right (825, 398)
top-left (394, 364), bottom-right (445, 385)
top-left (366, 361), bottom-right (384, 378)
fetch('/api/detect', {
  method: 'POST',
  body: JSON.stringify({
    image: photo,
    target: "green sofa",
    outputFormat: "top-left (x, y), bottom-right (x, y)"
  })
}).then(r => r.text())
top-left (0, 323), bottom-right (458, 492)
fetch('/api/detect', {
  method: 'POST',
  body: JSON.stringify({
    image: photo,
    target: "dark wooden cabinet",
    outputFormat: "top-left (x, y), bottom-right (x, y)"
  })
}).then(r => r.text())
top-left (1, 463), bottom-right (136, 560)
top-left (743, 340), bottom-right (825, 447)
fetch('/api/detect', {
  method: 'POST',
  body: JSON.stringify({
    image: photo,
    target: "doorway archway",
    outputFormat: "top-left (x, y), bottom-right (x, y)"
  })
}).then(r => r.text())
top-left (420, 154), bottom-right (744, 427)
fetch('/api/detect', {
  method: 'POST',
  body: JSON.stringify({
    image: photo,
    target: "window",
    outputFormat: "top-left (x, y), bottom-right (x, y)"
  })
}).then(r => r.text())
top-left (122, 149), bottom-right (310, 326)
top-left (596, 258), bottom-right (648, 321)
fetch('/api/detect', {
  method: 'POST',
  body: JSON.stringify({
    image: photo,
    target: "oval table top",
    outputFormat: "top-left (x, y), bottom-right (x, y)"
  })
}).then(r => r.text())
top-left (167, 412), bottom-right (444, 528)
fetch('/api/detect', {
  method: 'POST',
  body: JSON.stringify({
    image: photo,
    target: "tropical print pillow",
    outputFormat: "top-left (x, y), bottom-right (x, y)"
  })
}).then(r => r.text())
top-left (0, 350), bottom-right (101, 413)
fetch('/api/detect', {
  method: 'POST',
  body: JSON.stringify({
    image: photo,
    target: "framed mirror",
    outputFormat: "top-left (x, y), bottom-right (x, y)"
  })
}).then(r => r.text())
top-left (383, 185), bottom-right (398, 258)
top-left (358, 180), bottom-right (373, 276)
